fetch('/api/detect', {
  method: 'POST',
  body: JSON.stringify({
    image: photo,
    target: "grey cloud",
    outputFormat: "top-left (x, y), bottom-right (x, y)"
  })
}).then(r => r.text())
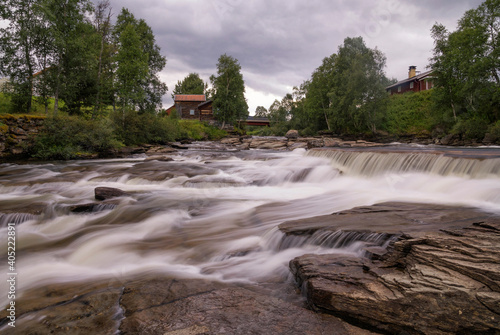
top-left (99, 0), bottom-right (485, 111)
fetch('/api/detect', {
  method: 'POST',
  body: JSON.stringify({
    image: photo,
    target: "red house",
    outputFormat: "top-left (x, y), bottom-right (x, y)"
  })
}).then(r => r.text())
top-left (386, 66), bottom-right (434, 95)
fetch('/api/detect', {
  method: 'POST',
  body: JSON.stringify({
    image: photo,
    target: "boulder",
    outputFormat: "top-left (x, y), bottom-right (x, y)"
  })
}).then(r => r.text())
top-left (285, 129), bottom-right (299, 139)
top-left (95, 187), bottom-right (126, 201)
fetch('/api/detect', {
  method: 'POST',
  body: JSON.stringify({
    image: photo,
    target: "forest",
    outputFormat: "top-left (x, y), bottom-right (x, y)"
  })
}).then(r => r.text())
top-left (0, 0), bottom-right (499, 159)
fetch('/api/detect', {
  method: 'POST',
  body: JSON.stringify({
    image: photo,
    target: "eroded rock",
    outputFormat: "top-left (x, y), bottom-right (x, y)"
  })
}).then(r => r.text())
top-left (288, 203), bottom-right (500, 335)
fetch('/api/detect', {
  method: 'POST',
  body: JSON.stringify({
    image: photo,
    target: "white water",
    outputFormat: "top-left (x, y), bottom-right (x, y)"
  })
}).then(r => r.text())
top-left (1, 145), bottom-right (500, 307)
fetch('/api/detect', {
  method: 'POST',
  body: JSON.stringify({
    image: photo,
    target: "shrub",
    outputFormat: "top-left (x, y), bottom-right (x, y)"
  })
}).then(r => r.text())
top-left (451, 117), bottom-right (489, 141)
top-left (32, 116), bottom-right (121, 159)
top-left (385, 90), bottom-right (437, 135)
top-left (487, 121), bottom-right (500, 142)
top-left (110, 110), bottom-right (179, 145)
top-left (177, 120), bottom-right (227, 141)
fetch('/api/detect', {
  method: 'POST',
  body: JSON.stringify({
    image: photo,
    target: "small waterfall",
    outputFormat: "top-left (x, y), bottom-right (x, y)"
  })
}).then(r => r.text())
top-left (274, 229), bottom-right (397, 255)
top-left (307, 149), bottom-right (500, 178)
top-left (0, 213), bottom-right (38, 227)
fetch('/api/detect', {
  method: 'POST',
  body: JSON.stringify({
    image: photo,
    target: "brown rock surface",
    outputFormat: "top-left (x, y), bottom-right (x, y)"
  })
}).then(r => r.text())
top-left (0, 277), bottom-right (375, 335)
top-left (286, 203), bottom-right (500, 334)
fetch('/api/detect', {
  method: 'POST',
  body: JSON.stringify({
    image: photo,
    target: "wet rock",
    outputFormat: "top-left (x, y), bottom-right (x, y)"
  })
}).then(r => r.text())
top-left (144, 155), bottom-right (174, 162)
top-left (95, 187), bottom-right (126, 201)
top-left (287, 141), bottom-right (308, 150)
top-left (0, 277), bottom-right (375, 335)
top-left (171, 143), bottom-right (189, 150)
top-left (285, 129), bottom-right (299, 139)
top-left (68, 202), bottom-right (117, 213)
top-left (288, 203), bottom-right (500, 334)
top-left (249, 138), bottom-right (288, 150)
top-left (146, 146), bottom-right (178, 154)
top-left (220, 137), bottom-right (241, 145)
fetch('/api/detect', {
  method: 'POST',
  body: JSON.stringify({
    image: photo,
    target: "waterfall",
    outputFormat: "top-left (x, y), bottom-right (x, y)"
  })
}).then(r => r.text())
top-left (307, 148), bottom-right (500, 178)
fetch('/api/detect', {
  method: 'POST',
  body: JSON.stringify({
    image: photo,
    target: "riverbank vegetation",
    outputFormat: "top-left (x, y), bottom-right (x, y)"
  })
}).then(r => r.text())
top-left (0, 0), bottom-right (498, 160)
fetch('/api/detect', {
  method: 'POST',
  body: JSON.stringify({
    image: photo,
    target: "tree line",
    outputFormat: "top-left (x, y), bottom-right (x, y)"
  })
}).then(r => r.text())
top-left (0, 0), bottom-right (166, 117)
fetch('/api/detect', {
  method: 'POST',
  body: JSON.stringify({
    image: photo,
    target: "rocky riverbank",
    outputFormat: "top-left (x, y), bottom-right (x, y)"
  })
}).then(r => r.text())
top-left (283, 202), bottom-right (500, 334)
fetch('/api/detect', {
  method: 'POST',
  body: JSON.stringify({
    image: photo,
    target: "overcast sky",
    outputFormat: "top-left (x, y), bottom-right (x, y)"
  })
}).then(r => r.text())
top-left (3, 0), bottom-right (485, 114)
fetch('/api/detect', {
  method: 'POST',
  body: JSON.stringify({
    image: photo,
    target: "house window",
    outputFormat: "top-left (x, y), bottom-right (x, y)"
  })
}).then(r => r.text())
top-left (398, 86), bottom-right (401, 93)
top-left (190, 109), bottom-right (195, 115)
top-left (410, 82), bottom-right (414, 89)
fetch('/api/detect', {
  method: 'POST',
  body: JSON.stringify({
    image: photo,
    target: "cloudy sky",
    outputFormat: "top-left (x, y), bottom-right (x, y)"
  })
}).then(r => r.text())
top-left (3, 0), bottom-right (485, 114)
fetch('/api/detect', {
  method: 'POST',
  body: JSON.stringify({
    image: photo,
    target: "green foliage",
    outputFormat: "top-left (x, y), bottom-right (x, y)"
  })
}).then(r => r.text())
top-left (328, 37), bottom-right (390, 134)
top-left (431, 0), bottom-right (499, 123)
top-left (487, 120), bottom-right (500, 142)
top-left (385, 90), bottom-right (437, 135)
top-left (177, 120), bottom-right (227, 141)
top-left (114, 8), bottom-right (167, 114)
top-left (451, 116), bottom-right (490, 141)
top-left (110, 110), bottom-right (178, 145)
top-left (254, 106), bottom-right (268, 117)
top-left (172, 73), bottom-right (206, 99)
top-left (32, 116), bottom-right (121, 159)
top-left (210, 54), bottom-right (248, 127)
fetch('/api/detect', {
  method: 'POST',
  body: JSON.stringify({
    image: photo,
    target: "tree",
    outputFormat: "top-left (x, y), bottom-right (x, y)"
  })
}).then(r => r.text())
top-left (114, 8), bottom-right (167, 113)
top-left (327, 37), bottom-right (390, 133)
top-left (209, 54), bottom-right (248, 128)
top-left (115, 22), bottom-right (148, 111)
top-left (38, 0), bottom-right (95, 115)
top-left (0, 0), bottom-right (48, 113)
top-left (92, 0), bottom-right (114, 117)
top-left (304, 54), bottom-right (337, 131)
top-left (254, 106), bottom-right (268, 117)
top-left (431, 0), bottom-right (500, 124)
top-left (172, 73), bottom-right (206, 99)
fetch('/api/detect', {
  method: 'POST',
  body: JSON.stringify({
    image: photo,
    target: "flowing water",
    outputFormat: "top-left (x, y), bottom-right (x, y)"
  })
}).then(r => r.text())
top-left (1, 143), bottom-right (500, 307)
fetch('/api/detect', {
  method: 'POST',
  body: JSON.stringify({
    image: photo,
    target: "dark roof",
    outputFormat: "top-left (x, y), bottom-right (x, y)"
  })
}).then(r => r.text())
top-left (386, 70), bottom-right (434, 90)
top-left (174, 94), bottom-right (206, 102)
top-left (246, 116), bottom-right (270, 122)
top-left (198, 100), bottom-right (213, 108)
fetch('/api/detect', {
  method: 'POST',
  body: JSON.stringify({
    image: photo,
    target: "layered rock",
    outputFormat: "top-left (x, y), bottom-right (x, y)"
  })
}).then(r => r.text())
top-left (285, 203), bottom-right (500, 334)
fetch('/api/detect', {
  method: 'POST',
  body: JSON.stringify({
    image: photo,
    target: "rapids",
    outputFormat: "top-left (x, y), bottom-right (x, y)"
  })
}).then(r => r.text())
top-left (1, 144), bottom-right (500, 307)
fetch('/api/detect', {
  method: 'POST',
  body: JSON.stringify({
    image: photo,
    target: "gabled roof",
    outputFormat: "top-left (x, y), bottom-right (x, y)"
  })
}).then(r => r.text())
top-left (174, 94), bottom-right (206, 102)
top-left (198, 100), bottom-right (213, 108)
top-left (386, 70), bottom-right (434, 90)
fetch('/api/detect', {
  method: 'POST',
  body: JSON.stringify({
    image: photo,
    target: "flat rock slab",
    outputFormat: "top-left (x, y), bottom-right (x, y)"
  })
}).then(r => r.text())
top-left (288, 202), bottom-right (500, 334)
top-left (279, 202), bottom-right (494, 237)
top-left (0, 277), bottom-right (375, 335)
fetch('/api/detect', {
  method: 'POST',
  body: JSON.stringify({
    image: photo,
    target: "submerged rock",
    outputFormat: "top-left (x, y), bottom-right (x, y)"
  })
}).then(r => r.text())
top-left (287, 203), bottom-right (500, 334)
top-left (95, 187), bottom-right (126, 201)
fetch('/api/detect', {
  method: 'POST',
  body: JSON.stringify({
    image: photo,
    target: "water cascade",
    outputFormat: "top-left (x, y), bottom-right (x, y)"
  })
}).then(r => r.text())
top-left (0, 145), bottom-right (499, 308)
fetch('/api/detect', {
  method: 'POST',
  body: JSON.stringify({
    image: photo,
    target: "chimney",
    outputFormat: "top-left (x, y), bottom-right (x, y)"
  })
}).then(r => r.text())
top-left (408, 65), bottom-right (417, 78)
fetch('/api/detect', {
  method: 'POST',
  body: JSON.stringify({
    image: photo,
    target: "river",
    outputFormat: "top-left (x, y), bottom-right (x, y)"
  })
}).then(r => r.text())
top-left (1, 143), bottom-right (500, 308)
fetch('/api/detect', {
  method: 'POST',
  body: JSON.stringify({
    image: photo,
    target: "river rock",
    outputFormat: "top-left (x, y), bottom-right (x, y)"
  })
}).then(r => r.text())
top-left (249, 138), bottom-right (288, 150)
top-left (221, 137), bottom-right (241, 145)
top-left (0, 277), bottom-right (376, 335)
top-left (95, 187), bottom-right (126, 200)
top-left (286, 203), bottom-right (500, 334)
top-left (285, 129), bottom-right (299, 139)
